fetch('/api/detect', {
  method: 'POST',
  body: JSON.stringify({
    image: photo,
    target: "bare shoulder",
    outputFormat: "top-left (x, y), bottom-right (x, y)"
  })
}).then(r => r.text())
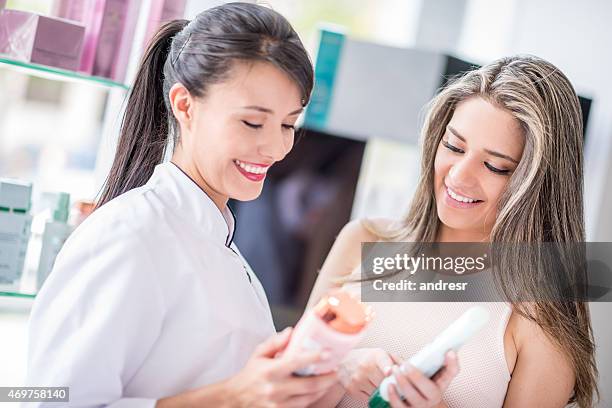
top-left (337, 218), bottom-right (376, 243)
top-left (307, 217), bottom-right (398, 308)
top-left (335, 218), bottom-right (395, 260)
top-left (509, 309), bottom-right (572, 365)
top-left (320, 217), bottom-right (396, 278)
top-left (509, 309), bottom-right (565, 352)
top-left (340, 217), bottom-right (397, 241)
top-left (503, 309), bottom-right (575, 407)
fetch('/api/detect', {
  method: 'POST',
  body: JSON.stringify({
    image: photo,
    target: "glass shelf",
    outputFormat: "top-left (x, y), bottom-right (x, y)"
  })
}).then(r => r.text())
top-left (0, 56), bottom-right (130, 90)
top-left (0, 291), bottom-right (36, 299)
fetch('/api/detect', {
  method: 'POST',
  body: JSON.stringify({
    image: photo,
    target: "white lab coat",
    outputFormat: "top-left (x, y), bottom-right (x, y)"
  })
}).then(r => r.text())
top-left (25, 162), bottom-right (276, 407)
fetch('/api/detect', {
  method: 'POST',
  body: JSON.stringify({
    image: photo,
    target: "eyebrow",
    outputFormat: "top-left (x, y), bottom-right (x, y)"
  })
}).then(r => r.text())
top-left (241, 105), bottom-right (304, 116)
top-left (447, 125), bottom-right (520, 164)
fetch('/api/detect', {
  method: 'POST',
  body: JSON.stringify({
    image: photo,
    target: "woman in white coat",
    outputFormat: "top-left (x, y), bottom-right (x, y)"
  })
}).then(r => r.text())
top-left (25, 3), bottom-right (337, 407)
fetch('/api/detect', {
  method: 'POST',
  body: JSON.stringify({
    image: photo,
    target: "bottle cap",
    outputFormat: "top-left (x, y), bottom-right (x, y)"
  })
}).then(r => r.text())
top-left (314, 290), bottom-right (373, 334)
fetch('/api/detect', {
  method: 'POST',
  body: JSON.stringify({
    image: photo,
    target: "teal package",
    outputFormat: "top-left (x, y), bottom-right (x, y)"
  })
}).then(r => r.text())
top-left (304, 28), bottom-right (345, 130)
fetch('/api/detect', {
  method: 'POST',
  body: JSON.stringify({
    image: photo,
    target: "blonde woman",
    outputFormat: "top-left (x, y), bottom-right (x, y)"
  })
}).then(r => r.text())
top-left (310, 55), bottom-right (598, 408)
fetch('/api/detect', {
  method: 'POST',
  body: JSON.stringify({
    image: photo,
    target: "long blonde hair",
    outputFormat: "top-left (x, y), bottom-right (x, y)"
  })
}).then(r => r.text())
top-left (366, 55), bottom-right (598, 407)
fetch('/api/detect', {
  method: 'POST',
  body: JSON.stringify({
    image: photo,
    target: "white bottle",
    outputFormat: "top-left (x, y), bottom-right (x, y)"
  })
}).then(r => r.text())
top-left (0, 179), bottom-right (33, 290)
top-left (373, 306), bottom-right (491, 406)
top-left (37, 192), bottom-right (72, 290)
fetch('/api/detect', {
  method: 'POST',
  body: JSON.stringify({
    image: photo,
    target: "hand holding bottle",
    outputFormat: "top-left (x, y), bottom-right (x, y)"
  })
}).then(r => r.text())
top-left (385, 351), bottom-right (459, 408)
top-left (226, 327), bottom-right (340, 407)
top-left (157, 328), bottom-right (339, 408)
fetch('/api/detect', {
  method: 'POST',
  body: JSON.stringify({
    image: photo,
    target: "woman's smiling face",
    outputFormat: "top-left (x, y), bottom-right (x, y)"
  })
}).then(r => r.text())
top-left (434, 96), bottom-right (525, 239)
top-left (170, 60), bottom-right (303, 209)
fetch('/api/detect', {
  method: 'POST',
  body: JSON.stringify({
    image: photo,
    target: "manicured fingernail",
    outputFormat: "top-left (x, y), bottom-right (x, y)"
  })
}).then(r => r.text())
top-left (383, 365), bottom-right (392, 375)
top-left (321, 351), bottom-right (332, 360)
top-left (448, 350), bottom-right (457, 359)
top-left (400, 363), bottom-right (413, 374)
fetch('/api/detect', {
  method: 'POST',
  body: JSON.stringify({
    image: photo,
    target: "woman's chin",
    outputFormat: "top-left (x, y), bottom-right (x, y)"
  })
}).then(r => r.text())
top-left (437, 209), bottom-right (481, 235)
top-left (230, 186), bottom-right (263, 202)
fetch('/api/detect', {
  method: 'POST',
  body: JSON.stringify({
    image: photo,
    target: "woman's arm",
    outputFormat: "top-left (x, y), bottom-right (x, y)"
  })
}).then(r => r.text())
top-left (306, 218), bottom-right (398, 407)
top-left (306, 219), bottom-right (381, 309)
top-left (156, 330), bottom-right (338, 408)
top-left (308, 383), bottom-right (347, 408)
top-left (502, 312), bottom-right (575, 407)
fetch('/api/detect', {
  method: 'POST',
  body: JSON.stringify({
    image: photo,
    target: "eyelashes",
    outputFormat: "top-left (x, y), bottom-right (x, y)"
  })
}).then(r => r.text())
top-left (484, 162), bottom-right (510, 174)
top-left (442, 140), bottom-right (464, 154)
top-left (242, 121), bottom-right (295, 131)
top-left (242, 120), bottom-right (262, 129)
top-left (442, 139), bottom-right (511, 175)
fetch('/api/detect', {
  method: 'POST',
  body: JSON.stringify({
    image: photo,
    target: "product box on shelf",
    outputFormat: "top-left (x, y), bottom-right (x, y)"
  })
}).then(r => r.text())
top-left (0, 9), bottom-right (85, 71)
top-left (0, 179), bottom-right (32, 288)
top-left (51, 0), bottom-right (140, 81)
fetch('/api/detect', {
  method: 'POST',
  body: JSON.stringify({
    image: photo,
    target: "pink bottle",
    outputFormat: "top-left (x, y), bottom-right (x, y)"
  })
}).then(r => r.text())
top-left (284, 290), bottom-right (373, 376)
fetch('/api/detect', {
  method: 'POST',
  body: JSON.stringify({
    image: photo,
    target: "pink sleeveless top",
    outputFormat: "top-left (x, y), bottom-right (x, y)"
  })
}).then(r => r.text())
top-left (339, 268), bottom-right (512, 408)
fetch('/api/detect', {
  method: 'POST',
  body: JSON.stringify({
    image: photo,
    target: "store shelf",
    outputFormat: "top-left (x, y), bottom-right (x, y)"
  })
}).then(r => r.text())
top-left (0, 291), bottom-right (36, 299)
top-left (0, 56), bottom-right (130, 90)
top-left (0, 292), bottom-right (35, 313)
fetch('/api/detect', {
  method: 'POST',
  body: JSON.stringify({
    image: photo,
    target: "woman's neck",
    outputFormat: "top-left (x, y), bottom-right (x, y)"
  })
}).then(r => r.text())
top-left (436, 224), bottom-right (490, 242)
top-left (170, 153), bottom-right (228, 211)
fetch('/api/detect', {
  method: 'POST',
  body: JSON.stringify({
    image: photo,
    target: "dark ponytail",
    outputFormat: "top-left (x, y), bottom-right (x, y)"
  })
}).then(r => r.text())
top-left (97, 3), bottom-right (313, 208)
top-left (97, 20), bottom-right (188, 208)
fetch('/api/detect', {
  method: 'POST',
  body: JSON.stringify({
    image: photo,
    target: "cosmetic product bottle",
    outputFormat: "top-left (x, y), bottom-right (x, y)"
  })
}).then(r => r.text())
top-left (77, 0), bottom-right (140, 80)
top-left (283, 290), bottom-right (373, 376)
top-left (108, 0), bottom-right (141, 82)
top-left (0, 179), bottom-right (33, 289)
top-left (36, 192), bottom-right (72, 290)
top-left (91, 0), bottom-right (127, 78)
top-left (369, 306), bottom-right (490, 408)
top-left (77, 0), bottom-right (104, 74)
top-left (51, 0), bottom-right (93, 23)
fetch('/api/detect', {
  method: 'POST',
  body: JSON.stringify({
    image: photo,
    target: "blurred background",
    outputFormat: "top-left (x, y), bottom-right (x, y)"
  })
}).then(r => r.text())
top-left (0, 0), bottom-right (611, 406)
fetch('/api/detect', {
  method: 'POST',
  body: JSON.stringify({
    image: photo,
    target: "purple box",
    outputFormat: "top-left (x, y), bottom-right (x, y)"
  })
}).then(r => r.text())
top-left (0, 9), bottom-right (85, 71)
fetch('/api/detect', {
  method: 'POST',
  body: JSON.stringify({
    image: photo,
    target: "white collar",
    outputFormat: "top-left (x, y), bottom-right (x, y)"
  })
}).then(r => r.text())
top-left (148, 162), bottom-right (236, 246)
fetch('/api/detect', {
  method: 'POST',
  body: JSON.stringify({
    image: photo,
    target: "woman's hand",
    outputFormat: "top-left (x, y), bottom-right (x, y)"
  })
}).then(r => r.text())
top-left (387, 350), bottom-right (459, 408)
top-left (224, 327), bottom-right (339, 408)
top-left (338, 348), bottom-right (401, 402)
top-left (156, 328), bottom-right (338, 408)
